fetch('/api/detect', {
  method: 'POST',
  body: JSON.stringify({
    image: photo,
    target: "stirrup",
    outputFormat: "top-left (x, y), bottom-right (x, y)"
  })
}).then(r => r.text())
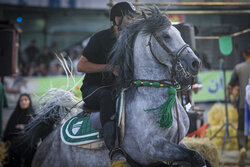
top-left (111, 160), bottom-right (126, 167)
top-left (110, 149), bottom-right (126, 167)
top-left (110, 148), bottom-right (126, 167)
top-left (109, 148), bottom-right (126, 160)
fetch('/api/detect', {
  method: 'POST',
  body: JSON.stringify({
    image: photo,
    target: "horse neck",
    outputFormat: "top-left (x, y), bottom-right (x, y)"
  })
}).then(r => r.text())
top-left (126, 32), bottom-right (177, 118)
top-left (122, 33), bottom-right (190, 147)
top-left (126, 32), bottom-right (186, 125)
top-left (133, 33), bottom-right (171, 80)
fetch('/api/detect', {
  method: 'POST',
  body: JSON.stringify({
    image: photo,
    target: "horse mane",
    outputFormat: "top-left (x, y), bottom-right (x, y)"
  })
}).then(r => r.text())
top-left (108, 7), bottom-right (171, 92)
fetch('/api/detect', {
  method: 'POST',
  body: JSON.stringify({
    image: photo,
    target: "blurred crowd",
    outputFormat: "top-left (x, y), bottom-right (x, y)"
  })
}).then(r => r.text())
top-left (18, 39), bottom-right (213, 77)
top-left (18, 40), bottom-right (84, 77)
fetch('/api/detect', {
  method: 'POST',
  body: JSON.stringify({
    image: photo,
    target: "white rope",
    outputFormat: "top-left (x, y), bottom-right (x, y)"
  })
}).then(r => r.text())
top-left (68, 57), bottom-right (76, 84)
top-left (34, 53), bottom-right (85, 121)
top-left (56, 53), bottom-right (70, 89)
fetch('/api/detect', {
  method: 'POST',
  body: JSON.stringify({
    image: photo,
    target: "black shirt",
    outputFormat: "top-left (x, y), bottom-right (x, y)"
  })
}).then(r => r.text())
top-left (82, 27), bottom-right (117, 89)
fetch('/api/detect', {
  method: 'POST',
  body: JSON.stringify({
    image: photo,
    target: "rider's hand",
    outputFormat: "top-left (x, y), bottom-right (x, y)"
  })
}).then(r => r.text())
top-left (16, 124), bottom-right (25, 130)
top-left (112, 65), bottom-right (119, 77)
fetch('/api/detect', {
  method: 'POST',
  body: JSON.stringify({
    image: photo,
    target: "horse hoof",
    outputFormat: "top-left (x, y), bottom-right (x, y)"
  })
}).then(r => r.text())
top-left (111, 160), bottom-right (127, 167)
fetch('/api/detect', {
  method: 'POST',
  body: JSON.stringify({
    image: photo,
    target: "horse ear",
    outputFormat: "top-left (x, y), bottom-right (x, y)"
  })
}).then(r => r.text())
top-left (142, 10), bottom-right (148, 20)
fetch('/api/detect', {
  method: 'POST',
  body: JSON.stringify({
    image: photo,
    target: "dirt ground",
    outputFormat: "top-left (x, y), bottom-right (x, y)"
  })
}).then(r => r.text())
top-left (219, 150), bottom-right (250, 167)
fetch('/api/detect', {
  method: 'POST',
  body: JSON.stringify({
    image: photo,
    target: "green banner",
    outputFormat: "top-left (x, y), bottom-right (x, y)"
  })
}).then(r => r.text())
top-left (193, 70), bottom-right (232, 102)
top-left (5, 71), bottom-right (233, 104)
top-left (219, 35), bottom-right (233, 56)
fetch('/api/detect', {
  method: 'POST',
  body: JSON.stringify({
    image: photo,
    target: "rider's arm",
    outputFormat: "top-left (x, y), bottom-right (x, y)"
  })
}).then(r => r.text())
top-left (77, 55), bottom-right (111, 73)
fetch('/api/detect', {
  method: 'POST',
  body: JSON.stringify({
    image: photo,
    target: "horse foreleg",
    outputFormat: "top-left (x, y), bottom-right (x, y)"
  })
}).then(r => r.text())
top-left (146, 138), bottom-right (206, 167)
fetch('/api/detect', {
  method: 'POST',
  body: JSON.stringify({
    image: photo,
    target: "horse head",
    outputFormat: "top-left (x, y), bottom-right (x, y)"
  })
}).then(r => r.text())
top-left (147, 22), bottom-right (201, 88)
top-left (110, 7), bottom-right (201, 91)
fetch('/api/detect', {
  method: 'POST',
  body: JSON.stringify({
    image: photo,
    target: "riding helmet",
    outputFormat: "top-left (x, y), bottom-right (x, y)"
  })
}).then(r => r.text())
top-left (110, 1), bottom-right (137, 21)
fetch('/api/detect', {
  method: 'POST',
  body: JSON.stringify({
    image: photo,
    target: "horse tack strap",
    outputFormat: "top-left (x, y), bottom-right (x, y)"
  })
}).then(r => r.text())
top-left (152, 33), bottom-right (174, 56)
top-left (147, 32), bottom-right (191, 87)
top-left (174, 100), bottom-right (180, 144)
top-left (147, 34), bottom-right (168, 67)
top-left (132, 80), bottom-right (180, 89)
top-left (148, 33), bottom-right (190, 60)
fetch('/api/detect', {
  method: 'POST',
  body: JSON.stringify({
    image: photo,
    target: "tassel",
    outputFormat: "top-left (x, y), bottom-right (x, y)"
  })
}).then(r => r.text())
top-left (145, 87), bottom-right (176, 128)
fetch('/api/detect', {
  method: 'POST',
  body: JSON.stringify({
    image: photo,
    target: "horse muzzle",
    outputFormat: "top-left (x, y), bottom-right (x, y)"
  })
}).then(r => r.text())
top-left (173, 59), bottom-right (200, 88)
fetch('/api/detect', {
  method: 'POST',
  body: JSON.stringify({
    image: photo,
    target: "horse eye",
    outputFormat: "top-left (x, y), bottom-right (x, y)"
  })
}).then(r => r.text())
top-left (163, 34), bottom-right (170, 39)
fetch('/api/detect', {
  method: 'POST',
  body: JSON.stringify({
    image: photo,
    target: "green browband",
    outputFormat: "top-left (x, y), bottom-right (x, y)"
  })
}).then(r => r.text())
top-left (132, 80), bottom-right (180, 129)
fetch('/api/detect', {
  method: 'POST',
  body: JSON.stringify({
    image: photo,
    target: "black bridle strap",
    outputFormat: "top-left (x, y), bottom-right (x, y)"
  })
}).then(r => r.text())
top-left (176, 43), bottom-right (189, 58)
top-left (152, 33), bottom-right (190, 59)
top-left (148, 34), bottom-right (190, 64)
top-left (152, 33), bottom-right (174, 56)
top-left (147, 34), bottom-right (168, 67)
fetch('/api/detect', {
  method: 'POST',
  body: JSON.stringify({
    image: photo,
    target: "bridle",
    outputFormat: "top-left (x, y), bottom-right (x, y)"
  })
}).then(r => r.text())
top-left (146, 33), bottom-right (190, 144)
top-left (140, 10), bottom-right (193, 91)
top-left (147, 33), bottom-right (192, 88)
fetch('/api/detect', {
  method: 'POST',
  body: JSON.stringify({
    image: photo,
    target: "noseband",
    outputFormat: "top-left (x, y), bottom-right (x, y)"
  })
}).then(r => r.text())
top-left (147, 33), bottom-right (191, 83)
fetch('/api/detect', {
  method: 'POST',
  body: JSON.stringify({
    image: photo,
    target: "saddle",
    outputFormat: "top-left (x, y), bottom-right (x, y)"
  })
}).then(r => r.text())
top-left (61, 92), bottom-right (126, 150)
top-left (78, 105), bottom-right (102, 130)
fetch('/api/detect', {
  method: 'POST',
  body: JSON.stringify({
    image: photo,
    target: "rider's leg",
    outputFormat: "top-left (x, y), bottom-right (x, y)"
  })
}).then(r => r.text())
top-left (82, 86), bottom-right (116, 125)
top-left (103, 121), bottom-right (126, 162)
top-left (97, 88), bottom-right (126, 163)
top-left (82, 87), bottom-right (126, 163)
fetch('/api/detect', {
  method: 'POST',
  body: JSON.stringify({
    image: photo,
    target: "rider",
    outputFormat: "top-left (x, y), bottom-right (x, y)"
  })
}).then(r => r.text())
top-left (77, 1), bottom-right (137, 165)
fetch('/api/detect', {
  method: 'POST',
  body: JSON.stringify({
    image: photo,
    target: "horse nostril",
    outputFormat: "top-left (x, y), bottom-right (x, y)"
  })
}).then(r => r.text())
top-left (192, 61), bottom-right (200, 70)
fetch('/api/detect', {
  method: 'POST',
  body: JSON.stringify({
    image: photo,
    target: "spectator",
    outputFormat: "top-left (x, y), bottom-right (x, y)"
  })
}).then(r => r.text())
top-left (0, 82), bottom-right (8, 136)
top-left (245, 76), bottom-right (250, 136)
top-left (38, 48), bottom-right (54, 68)
top-left (36, 63), bottom-right (48, 76)
top-left (50, 41), bottom-right (58, 54)
top-left (48, 63), bottom-right (62, 76)
top-left (28, 63), bottom-right (39, 76)
top-left (227, 46), bottom-right (250, 167)
top-left (3, 94), bottom-right (36, 167)
top-left (18, 51), bottom-right (29, 76)
top-left (24, 40), bottom-right (40, 65)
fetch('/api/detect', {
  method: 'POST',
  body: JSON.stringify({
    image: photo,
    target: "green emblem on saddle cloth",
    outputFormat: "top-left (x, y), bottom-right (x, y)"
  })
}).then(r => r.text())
top-left (61, 115), bottom-right (100, 145)
top-left (133, 80), bottom-right (180, 128)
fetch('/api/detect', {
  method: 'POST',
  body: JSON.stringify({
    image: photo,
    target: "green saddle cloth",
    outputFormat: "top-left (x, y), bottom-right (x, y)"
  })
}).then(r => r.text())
top-left (61, 115), bottom-right (101, 145)
top-left (61, 90), bottom-right (125, 146)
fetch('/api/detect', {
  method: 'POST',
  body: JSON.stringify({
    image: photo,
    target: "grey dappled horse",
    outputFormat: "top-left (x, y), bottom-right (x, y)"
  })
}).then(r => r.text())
top-left (27, 8), bottom-right (206, 167)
